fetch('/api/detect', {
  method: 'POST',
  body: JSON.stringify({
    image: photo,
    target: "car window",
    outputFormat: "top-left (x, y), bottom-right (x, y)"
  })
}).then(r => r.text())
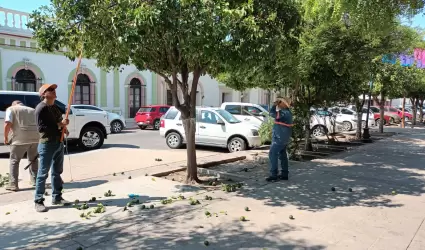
top-left (242, 106), bottom-right (262, 116)
top-left (0, 94), bottom-right (26, 111)
top-left (164, 109), bottom-right (179, 119)
top-left (215, 109), bottom-right (240, 123)
top-left (340, 109), bottom-right (353, 115)
top-left (317, 110), bottom-right (332, 116)
top-left (200, 110), bottom-right (220, 124)
top-left (330, 108), bottom-right (340, 114)
top-left (384, 107), bottom-right (389, 111)
top-left (55, 100), bottom-right (68, 114)
top-left (159, 107), bottom-right (169, 113)
top-left (139, 107), bottom-right (156, 112)
top-left (224, 105), bottom-right (242, 115)
top-left (23, 95), bottom-right (41, 109)
top-left (370, 107), bottom-right (379, 113)
top-left (389, 107), bottom-right (398, 112)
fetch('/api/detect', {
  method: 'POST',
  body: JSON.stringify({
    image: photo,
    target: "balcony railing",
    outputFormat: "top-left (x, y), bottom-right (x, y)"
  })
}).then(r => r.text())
top-left (0, 7), bottom-right (32, 35)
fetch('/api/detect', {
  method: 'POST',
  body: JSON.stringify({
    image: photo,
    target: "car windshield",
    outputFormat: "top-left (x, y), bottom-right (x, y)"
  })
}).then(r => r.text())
top-left (369, 107), bottom-right (380, 113)
top-left (389, 107), bottom-right (398, 112)
top-left (138, 107), bottom-right (154, 112)
top-left (214, 109), bottom-right (241, 123)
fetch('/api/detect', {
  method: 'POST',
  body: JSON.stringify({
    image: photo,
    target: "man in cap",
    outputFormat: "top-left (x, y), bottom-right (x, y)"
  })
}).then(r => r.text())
top-left (266, 97), bottom-right (293, 182)
top-left (34, 84), bottom-right (70, 212)
top-left (3, 100), bottom-right (39, 191)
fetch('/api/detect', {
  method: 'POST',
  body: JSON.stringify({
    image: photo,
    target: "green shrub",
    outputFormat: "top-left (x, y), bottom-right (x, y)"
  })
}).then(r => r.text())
top-left (258, 114), bottom-right (274, 144)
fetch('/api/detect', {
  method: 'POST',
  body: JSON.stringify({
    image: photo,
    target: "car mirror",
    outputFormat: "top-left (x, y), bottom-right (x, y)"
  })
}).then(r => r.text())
top-left (217, 120), bottom-right (225, 125)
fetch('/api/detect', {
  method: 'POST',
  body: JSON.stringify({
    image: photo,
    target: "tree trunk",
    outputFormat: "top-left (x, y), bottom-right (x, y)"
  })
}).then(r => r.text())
top-left (354, 95), bottom-right (365, 140)
top-left (379, 94), bottom-right (385, 133)
top-left (401, 96), bottom-right (406, 128)
top-left (419, 98), bottom-right (424, 123)
top-left (182, 117), bottom-right (199, 183)
top-left (304, 111), bottom-right (313, 151)
top-left (411, 98), bottom-right (418, 126)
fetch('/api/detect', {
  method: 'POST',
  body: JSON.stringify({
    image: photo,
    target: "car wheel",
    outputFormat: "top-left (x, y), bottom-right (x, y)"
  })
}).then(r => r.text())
top-left (375, 118), bottom-right (381, 125)
top-left (361, 121), bottom-right (366, 128)
top-left (390, 117), bottom-right (395, 124)
top-left (342, 121), bottom-right (352, 131)
top-left (311, 126), bottom-right (326, 137)
top-left (153, 120), bottom-right (160, 130)
top-left (111, 120), bottom-right (123, 133)
top-left (79, 127), bottom-right (104, 151)
top-left (138, 125), bottom-right (147, 130)
top-left (404, 116), bottom-right (409, 122)
top-left (166, 132), bottom-right (183, 149)
top-left (227, 137), bottom-right (246, 152)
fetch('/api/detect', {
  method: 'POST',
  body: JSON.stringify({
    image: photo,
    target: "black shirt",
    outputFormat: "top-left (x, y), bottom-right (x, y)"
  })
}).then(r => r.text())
top-left (35, 102), bottom-right (63, 143)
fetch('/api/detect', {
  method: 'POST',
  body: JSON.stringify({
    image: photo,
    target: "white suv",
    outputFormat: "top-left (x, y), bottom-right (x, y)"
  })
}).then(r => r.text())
top-left (160, 107), bottom-right (261, 152)
top-left (220, 102), bottom-right (268, 128)
top-left (0, 91), bottom-right (110, 150)
top-left (72, 104), bottom-right (126, 133)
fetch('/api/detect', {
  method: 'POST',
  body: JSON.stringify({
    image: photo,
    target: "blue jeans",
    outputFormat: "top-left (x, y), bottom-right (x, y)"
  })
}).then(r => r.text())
top-left (269, 142), bottom-right (289, 177)
top-left (34, 142), bottom-right (64, 203)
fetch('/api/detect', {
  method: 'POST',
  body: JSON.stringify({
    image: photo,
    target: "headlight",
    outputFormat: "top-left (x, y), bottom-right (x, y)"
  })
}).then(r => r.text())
top-left (251, 129), bottom-right (259, 136)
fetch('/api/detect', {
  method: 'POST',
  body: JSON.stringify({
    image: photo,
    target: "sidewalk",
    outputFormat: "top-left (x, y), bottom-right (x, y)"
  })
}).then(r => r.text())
top-left (1, 130), bottom-right (425, 249)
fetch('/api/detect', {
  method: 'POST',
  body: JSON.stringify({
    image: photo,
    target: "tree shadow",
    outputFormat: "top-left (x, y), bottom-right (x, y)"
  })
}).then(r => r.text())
top-left (0, 200), bottom-right (326, 250)
top-left (227, 133), bottom-right (425, 211)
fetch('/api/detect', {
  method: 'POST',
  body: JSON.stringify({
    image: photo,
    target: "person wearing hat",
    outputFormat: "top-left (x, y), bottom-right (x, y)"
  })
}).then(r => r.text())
top-left (34, 84), bottom-right (70, 212)
top-left (266, 96), bottom-right (293, 182)
top-left (3, 100), bottom-right (39, 191)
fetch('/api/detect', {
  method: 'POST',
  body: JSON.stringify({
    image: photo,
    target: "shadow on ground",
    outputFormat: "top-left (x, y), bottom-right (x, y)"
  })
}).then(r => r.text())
top-left (0, 200), bottom-right (326, 250)
top-left (224, 133), bottom-right (425, 211)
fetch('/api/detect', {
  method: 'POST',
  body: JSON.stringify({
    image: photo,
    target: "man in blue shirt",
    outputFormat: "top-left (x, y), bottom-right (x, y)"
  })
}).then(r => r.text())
top-left (266, 97), bottom-right (293, 182)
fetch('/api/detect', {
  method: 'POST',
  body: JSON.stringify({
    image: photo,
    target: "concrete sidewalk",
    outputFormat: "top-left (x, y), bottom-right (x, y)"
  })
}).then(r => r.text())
top-left (1, 130), bottom-right (425, 249)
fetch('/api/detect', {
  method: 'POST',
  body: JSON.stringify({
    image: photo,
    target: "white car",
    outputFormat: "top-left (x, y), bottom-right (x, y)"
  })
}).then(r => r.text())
top-left (329, 106), bottom-right (375, 131)
top-left (0, 91), bottom-right (110, 150)
top-left (220, 102), bottom-right (268, 128)
top-left (72, 104), bottom-right (126, 133)
top-left (160, 107), bottom-right (262, 152)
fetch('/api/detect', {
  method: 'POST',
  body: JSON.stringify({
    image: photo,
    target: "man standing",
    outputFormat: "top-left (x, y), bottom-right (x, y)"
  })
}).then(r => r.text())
top-left (3, 100), bottom-right (39, 191)
top-left (34, 84), bottom-right (70, 212)
top-left (266, 97), bottom-right (293, 182)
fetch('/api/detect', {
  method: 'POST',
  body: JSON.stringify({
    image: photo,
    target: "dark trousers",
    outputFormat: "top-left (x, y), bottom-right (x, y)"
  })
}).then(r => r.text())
top-left (269, 141), bottom-right (289, 177)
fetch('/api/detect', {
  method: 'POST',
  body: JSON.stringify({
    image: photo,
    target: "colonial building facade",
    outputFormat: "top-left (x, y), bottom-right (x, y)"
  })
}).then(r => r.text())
top-left (0, 7), bottom-right (274, 119)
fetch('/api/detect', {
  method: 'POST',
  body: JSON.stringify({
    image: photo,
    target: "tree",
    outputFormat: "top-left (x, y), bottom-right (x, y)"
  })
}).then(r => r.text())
top-left (28, 0), bottom-right (300, 183)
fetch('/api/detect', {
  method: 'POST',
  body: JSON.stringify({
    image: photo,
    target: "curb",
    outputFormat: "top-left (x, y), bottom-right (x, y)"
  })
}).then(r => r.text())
top-left (151, 155), bottom-right (247, 177)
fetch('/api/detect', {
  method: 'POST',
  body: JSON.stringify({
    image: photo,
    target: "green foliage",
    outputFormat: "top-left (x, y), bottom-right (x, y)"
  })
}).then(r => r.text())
top-left (258, 115), bottom-right (274, 144)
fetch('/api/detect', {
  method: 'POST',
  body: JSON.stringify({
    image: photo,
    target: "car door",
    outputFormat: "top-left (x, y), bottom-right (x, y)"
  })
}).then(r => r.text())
top-left (197, 110), bottom-right (227, 146)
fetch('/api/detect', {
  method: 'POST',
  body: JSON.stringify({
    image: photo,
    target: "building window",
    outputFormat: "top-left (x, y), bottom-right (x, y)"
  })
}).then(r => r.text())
top-left (74, 74), bottom-right (92, 105)
top-left (129, 78), bottom-right (146, 118)
top-left (13, 69), bottom-right (40, 92)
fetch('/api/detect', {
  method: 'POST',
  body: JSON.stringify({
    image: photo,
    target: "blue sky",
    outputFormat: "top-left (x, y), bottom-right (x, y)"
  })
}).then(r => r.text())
top-left (2, 0), bottom-right (425, 28)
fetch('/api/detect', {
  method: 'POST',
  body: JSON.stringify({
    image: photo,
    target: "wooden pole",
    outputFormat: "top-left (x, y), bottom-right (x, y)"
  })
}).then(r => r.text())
top-left (60, 53), bottom-right (83, 142)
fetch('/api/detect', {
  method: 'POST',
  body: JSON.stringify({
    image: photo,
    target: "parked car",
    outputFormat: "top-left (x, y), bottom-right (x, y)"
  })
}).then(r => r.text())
top-left (369, 106), bottom-right (393, 124)
top-left (72, 104), bottom-right (126, 133)
top-left (0, 91), bottom-right (110, 150)
top-left (310, 109), bottom-right (338, 136)
top-left (134, 105), bottom-right (170, 130)
top-left (160, 107), bottom-right (261, 152)
top-left (329, 106), bottom-right (375, 131)
top-left (384, 106), bottom-right (412, 122)
top-left (221, 102), bottom-right (269, 128)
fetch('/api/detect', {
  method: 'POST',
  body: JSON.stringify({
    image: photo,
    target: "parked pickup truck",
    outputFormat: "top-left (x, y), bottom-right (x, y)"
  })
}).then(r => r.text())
top-left (0, 91), bottom-right (110, 150)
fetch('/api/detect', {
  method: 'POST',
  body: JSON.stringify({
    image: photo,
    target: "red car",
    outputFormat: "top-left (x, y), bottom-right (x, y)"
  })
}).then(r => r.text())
top-left (369, 106), bottom-right (392, 124)
top-left (134, 105), bottom-right (170, 130)
top-left (384, 106), bottom-right (413, 122)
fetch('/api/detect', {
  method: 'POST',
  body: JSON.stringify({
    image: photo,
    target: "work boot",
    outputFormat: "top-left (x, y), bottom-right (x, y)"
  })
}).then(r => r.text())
top-left (52, 198), bottom-right (71, 206)
top-left (5, 185), bottom-right (19, 192)
top-left (278, 172), bottom-right (289, 181)
top-left (265, 176), bottom-right (278, 182)
top-left (35, 202), bottom-right (48, 212)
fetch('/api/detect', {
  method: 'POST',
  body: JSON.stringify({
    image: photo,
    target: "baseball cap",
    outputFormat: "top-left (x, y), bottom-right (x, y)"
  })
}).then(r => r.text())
top-left (38, 84), bottom-right (58, 96)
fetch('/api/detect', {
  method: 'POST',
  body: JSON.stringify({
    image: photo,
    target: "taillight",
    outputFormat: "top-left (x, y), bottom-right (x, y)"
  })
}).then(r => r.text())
top-left (160, 120), bottom-right (165, 128)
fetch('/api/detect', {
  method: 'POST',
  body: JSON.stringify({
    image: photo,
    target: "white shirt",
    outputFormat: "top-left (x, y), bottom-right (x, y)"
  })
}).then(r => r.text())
top-left (5, 109), bottom-right (13, 123)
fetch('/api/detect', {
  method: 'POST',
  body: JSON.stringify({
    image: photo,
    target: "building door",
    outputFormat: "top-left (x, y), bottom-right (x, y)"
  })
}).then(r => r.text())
top-left (129, 78), bottom-right (144, 118)
top-left (75, 74), bottom-right (91, 104)
top-left (14, 69), bottom-right (38, 92)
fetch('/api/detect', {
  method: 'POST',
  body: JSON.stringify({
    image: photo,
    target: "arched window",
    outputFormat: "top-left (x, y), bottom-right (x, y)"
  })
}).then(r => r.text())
top-left (129, 78), bottom-right (146, 118)
top-left (75, 74), bottom-right (91, 104)
top-left (14, 69), bottom-right (38, 92)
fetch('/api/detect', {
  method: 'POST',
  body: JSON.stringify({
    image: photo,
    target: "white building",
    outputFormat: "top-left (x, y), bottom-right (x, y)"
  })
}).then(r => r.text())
top-left (0, 7), bottom-right (274, 120)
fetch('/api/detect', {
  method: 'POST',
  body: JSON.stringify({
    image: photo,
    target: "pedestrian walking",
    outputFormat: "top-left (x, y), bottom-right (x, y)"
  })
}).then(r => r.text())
top-left (3, 100), bottom-right (39, 191)
top-left (34, 84), bottom-right (70, 212)
top-left (266, 97), bottom-right (293, 182)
